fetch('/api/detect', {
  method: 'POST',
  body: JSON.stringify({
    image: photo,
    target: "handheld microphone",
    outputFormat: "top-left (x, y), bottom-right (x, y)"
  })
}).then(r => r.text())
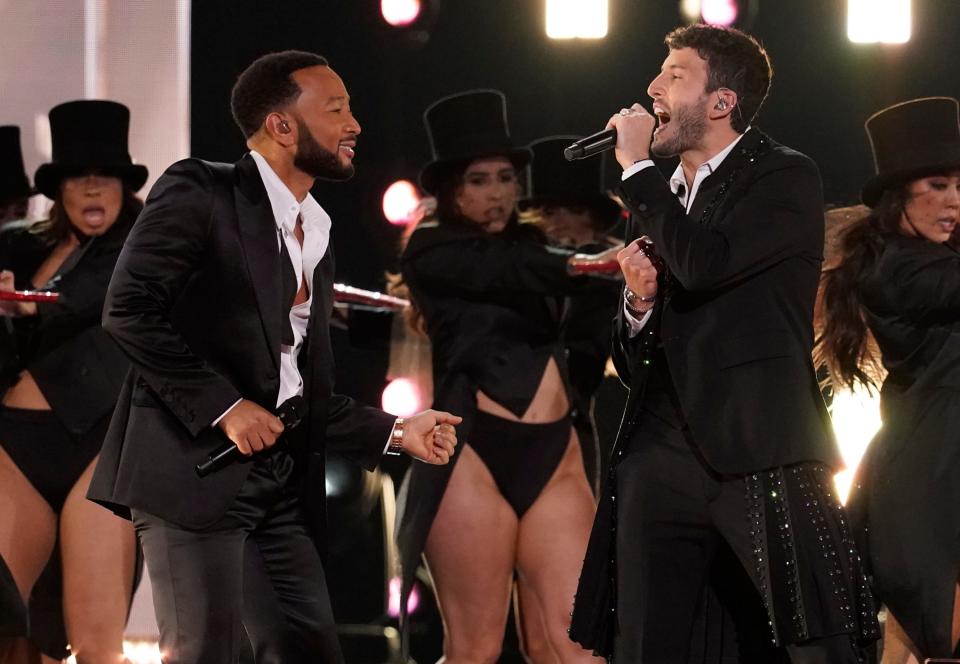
top-left (563, 129), bottom-right (617, 161)
top-left (195, 395), bottom-right (306, 477)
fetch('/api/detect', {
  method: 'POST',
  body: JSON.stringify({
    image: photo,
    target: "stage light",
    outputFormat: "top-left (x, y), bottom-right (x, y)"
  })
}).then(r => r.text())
top-left (381, 377), bottom-right (422, 417)
top-left (382, 179), bottom-right (421, 226)
top-left (829, 384), bottom-right (882, 504)
top-left (848, 0), bottom-right (911, 44)
top-left (546, 0), bottom-right (608, 39)
top-left (387, 576), bottom-right (422, 617)
top-left (680, 0), bottom-right (757, 28)
top-left (679, 0), bottom-right (702, 23)
top-left (381, 0), bottom-right (422, 27)
top-left (700, 0), bottom-right (739, 26)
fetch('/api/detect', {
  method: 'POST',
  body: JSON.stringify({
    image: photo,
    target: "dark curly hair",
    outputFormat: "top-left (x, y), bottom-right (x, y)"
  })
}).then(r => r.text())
top-left (665, 24), bottom-right (772, 133)
top-left (230, 50), bottom-right (328, 138)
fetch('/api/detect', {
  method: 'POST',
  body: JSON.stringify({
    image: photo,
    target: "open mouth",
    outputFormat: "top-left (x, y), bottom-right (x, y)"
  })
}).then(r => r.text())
top-left (81, 206), bottom-right (106, 225)
top-left (653, 108), bottom-right (671, 134)
top-left (339, 142), bottom-right (356, 158)
top-left (485, 206), bottom-right (506, 220)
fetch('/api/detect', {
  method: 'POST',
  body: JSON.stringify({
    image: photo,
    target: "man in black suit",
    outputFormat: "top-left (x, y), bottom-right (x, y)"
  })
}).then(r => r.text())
top-left (88, 51), bottom-right (459, 664)
top-left (569, 25), bottom-right (878, 663)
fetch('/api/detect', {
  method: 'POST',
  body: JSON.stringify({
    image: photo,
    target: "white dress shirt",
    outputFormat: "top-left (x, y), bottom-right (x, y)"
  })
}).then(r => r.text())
top-left (622, 130), bottom-right (750, 335)
top-left (213, 151), bottom-right (331, 424)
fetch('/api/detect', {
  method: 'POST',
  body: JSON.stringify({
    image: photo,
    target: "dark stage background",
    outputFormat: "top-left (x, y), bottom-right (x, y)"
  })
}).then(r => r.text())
top-left (189, 2), bottom-right (960, 662)
top-left (191, 0), bottom-right (960, 291)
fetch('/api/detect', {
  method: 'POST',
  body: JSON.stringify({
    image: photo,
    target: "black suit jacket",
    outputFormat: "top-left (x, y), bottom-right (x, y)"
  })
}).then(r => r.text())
top-left (88, 155), bottom-right (395, 532)
top-left (613, 129), bottom-right (838, 474)
top-left (570, 129), bottom-right (839, 655)
top-left (0, 220), bottom-right (131, 434)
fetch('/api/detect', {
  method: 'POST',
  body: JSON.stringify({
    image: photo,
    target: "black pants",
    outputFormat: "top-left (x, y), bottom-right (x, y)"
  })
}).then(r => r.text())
top-left (613, 390), bottom-right (864, 664)
top-left (132, 449), bottom-right (341, 664)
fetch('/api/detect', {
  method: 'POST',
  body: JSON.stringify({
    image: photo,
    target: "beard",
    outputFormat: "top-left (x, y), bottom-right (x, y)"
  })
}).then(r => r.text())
top-left (651, 97), bottom-right (708, 158)
top-left (293, 118), bottom-right (354, 181)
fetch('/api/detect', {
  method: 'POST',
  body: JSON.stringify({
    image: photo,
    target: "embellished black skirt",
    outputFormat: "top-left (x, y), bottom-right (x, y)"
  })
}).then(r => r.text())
top-left (570, 455), bottom-right (880, 659)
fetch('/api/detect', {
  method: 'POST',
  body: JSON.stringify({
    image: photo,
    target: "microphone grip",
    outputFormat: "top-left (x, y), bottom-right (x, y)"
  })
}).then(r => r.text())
top-left (195, 442), bottom-right (238, 478)
top-left (195, 395), bottom-right (305, 477)
top-left (564, 128), bottom-right (617, 161)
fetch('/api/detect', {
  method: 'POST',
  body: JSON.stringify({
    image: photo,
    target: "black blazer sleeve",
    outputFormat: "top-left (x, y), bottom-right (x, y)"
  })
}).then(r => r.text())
top-left (618, 154), bottom-right (822, 292)
top-left (325, 394), bottom-right (396, 470)
top-left (102, 160), bottom-right (242, 436)
top-left (875, 246), bottom-right (960, 323)
top-left (403, 227), bottom-right (580, 297)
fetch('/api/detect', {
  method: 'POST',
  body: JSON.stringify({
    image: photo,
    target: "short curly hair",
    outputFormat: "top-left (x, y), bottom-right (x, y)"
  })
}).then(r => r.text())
top-left (665, 24), bottom-right (772, 133)
top-left (230, 50), bottom-right (328, 138)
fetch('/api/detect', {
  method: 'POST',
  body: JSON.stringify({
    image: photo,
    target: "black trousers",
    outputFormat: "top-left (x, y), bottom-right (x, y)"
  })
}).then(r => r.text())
top-left (132, 448), bottom-right (342, 664)
top-left (613, 389), bottom-right (864, 664)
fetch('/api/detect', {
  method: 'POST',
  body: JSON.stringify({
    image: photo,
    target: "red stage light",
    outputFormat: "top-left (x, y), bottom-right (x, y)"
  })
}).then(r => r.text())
top-left (381, 0), bottom-right (422, 27)
top-left (382, 179), bottom-right (421, 226)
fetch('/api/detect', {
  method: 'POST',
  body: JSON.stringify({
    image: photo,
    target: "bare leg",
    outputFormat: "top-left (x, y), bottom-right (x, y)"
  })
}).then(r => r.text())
top-left (516, 432), bottom-right (603, 664)
top-left (953, 581), bottom-right (960, 655)
top-left (59, 456), bottom-right (135, 664)
top-left (513, 580), bottom-right (559, 664)
top-left (1, 638), bottom-right (49, 664)
top-left (879, 610), bottom-right (921, 664)
top-left (424, 444), bottom-right (518, 664)
top-left (0, 447), bottom-right (57, 663)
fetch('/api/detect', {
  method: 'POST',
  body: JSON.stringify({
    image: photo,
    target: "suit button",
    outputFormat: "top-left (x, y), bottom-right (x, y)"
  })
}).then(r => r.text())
top-left (637, 203), bottom-right (648, 212)
top-left (79, 366), bottom-right (89, 376)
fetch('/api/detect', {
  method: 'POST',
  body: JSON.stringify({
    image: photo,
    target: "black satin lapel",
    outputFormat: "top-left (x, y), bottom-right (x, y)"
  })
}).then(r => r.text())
top-left (234, 155), bottom-right (282, 370)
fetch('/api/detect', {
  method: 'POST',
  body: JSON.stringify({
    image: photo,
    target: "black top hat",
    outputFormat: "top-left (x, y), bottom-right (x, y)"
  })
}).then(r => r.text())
top-left (419, 89), bottom-right (532, 195)
top-left (34, 100), bottom-right (148, 199)
top-left (519, 135), bottom-right (622, 226)
top-left (861, 97), bottom-right (960, 207)
top-left (0, 126), bottom-right (34, 203)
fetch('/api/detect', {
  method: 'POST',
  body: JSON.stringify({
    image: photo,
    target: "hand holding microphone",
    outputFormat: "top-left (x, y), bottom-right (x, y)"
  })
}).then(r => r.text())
top-left (564, 103), bottom-right (656, 170)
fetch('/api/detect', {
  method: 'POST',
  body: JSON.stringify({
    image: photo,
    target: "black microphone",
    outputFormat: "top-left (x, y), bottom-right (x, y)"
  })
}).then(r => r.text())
top-left (195, 395), bottom-right (306, 477)
top-left (563, 128), bottom-right (617, 161)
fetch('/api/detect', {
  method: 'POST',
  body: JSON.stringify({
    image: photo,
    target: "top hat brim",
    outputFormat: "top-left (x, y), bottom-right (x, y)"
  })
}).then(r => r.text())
top-left (0, 183), bottom-right (36, 204)
top-left (419, 147), bottom-right (532, 195)
top-left (861, 154), bottom-right (960, 207)
top-left (34, 162), bottom-right (148, 199)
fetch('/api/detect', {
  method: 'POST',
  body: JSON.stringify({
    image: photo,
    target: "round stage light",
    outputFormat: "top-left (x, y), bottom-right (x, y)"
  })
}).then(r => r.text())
top-left (381, 0), bottom-right (422, 27)
top-left (382, 179), bottom-right (421, 226)
top-left (700, 0), bottom-right (739, 26)
top-left (381, 378), bottom-right (422, 417)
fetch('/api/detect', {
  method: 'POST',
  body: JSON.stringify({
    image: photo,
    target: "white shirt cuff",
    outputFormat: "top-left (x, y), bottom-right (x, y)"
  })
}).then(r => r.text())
top-left (212, 398), bottom-right (243, 427)
top-left (622, 159), bottom-right (655, 181)
top-left (624, 301), bottom-right (653, 337)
